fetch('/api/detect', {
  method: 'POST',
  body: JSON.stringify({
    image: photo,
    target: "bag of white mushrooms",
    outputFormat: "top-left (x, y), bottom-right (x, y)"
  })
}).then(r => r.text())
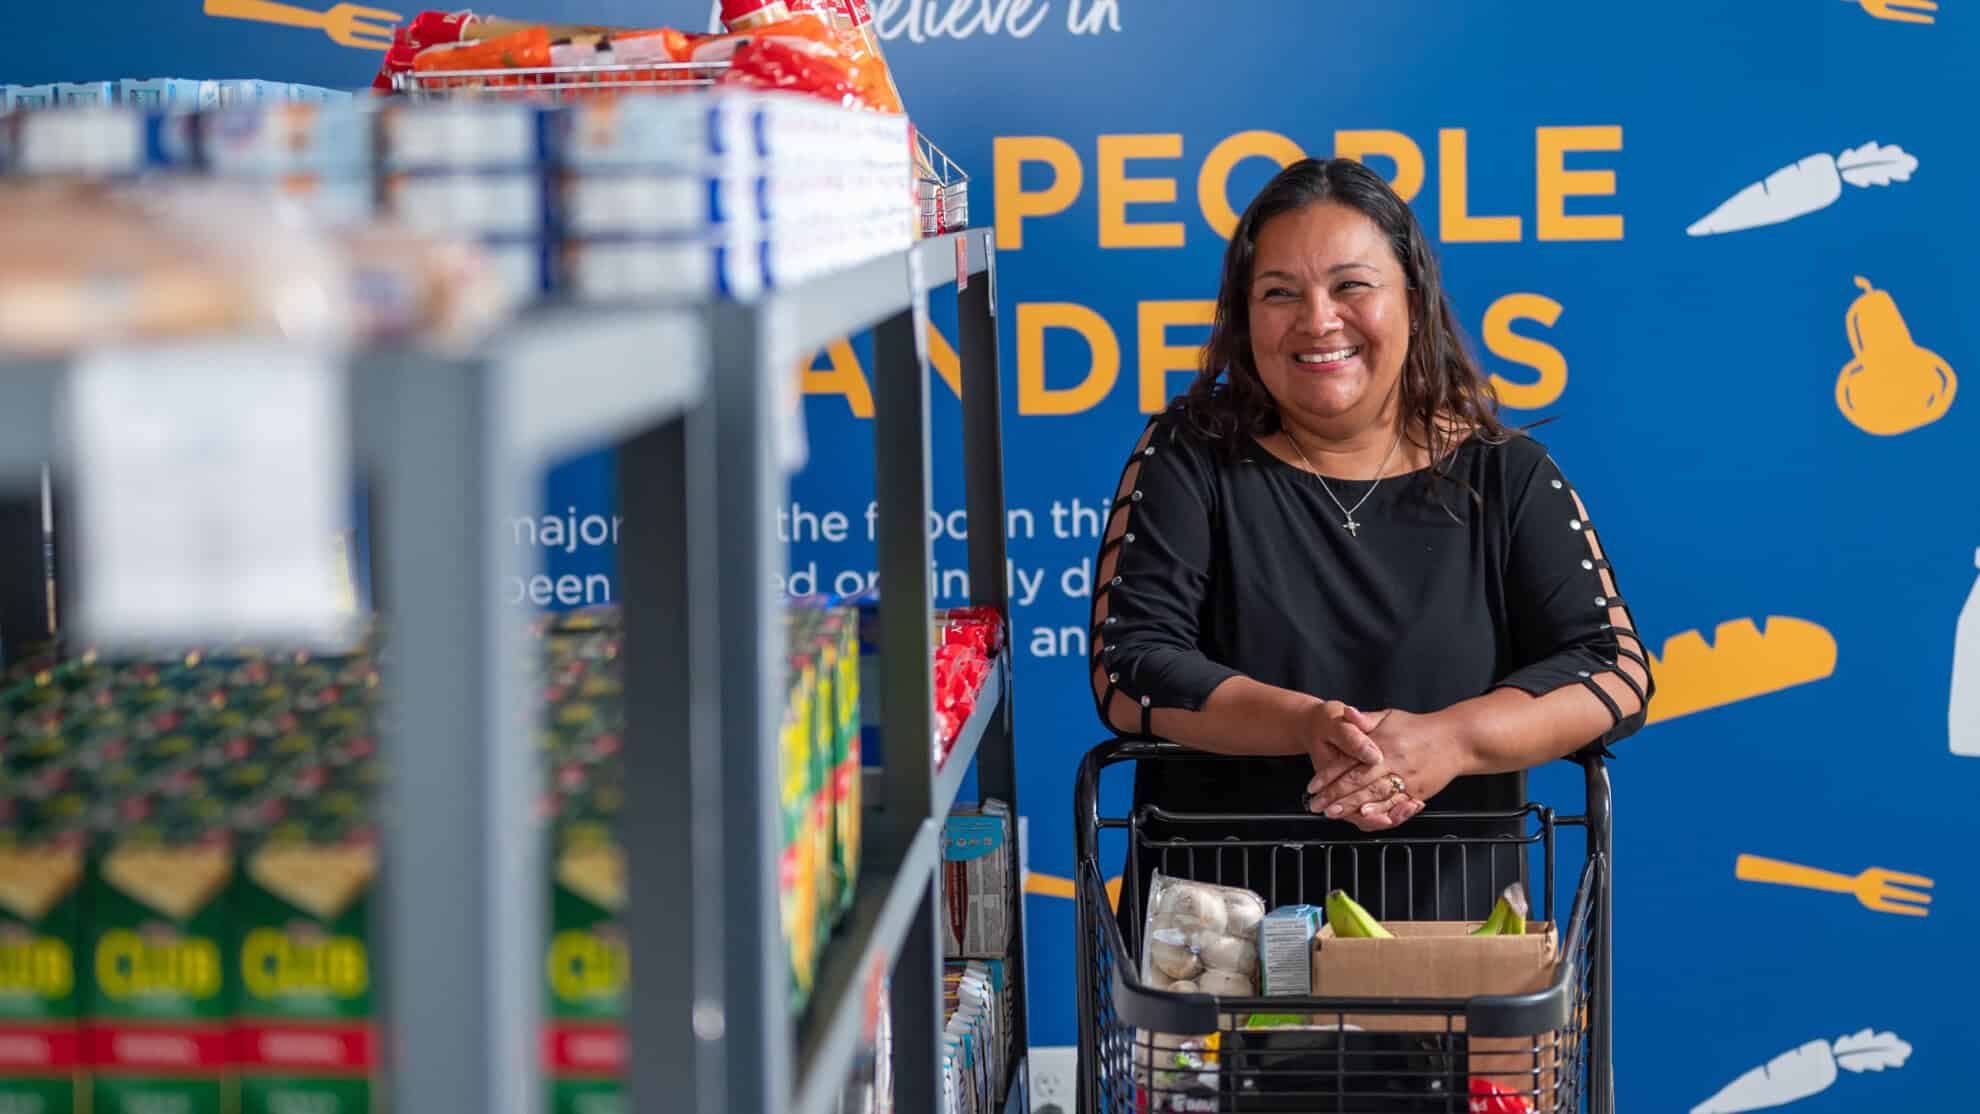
top-left (1132, 871), bottom-right (1268, 1112)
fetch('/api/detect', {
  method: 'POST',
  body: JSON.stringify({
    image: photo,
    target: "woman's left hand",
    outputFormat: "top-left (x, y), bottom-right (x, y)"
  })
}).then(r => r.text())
top-left (1304, 709), bottom-right (1469, 830)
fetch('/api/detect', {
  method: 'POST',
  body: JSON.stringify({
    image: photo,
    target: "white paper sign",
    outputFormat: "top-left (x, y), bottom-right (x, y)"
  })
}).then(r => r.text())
top-left (64, 340), bottom-right (356, 650)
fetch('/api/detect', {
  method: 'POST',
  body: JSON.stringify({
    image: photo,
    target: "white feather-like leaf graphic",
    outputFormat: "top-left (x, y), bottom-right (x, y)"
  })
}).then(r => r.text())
top-left (1687, 140), bottom-right (1918, 236)
top-left (1833, 1029), bottom-right (1912, 1073)
top-left (1837, 142), bottom-right (1918, 187)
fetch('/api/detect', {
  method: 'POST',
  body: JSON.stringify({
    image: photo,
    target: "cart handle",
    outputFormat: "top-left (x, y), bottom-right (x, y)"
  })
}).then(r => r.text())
top-left (1073, 737), bottom-right (1611, 870)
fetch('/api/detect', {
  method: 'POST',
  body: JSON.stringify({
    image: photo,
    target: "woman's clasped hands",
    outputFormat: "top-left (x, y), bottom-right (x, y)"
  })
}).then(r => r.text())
top-left (1300, 700), bottom-right (1465, 832)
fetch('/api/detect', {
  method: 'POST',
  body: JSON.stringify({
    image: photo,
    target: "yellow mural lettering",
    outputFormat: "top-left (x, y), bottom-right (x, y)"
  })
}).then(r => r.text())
top-left (1138, 300), bottom-right (1215, 412)
top-left (1437, 129), bottom-right (1522, 242)
top-left (1735, 854), bottom-right (1933, 917)
top-left (800, 340), bottom-right (875, 419)
top-left (1836, 276), bottom-right (1956, 435)
top-left (1847, 0), bottom-right (1937, 25)
top-left (1098, 135), bottom-right (1187, 248)
top-left (996, 126), bottom-right (1622, 246)
top-left (1645, 616), bottom-right (1837, 724)
top-left (798, 324), bottom-right (962, 418)
top-left (1025, 870), bottom-right (1123, 912)
top-left (926, 320), bottom-right (964, 398)
top-left (1197, 131), bottom-right (1308, 239)
top-left (995, 137), bottom-right (1085, 250)
top-left (1482, 293), bottom-right (1567, 409)
top-left (1018, 303), bottom-right (1120, 415)
top-left (1333, 130), bottom-right (1426, 203)
top-left (1535, 126), bottom-right (1624, 241)
top-left (204, 0), bottom-right (399, 51)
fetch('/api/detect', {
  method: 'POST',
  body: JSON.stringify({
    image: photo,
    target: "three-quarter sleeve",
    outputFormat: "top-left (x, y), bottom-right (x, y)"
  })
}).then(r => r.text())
top-left (1088, 416), bottom-right (1244, 738)
top-left (1491, 440), bottom-right (1655, 753)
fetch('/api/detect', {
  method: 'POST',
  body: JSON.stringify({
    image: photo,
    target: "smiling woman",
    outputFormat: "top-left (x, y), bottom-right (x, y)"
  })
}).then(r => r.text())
top-left (1085, 157), bottom-right (1654, 935)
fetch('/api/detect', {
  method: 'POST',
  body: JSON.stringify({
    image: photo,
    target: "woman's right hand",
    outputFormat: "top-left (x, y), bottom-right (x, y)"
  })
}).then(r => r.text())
top-left (1298, 699), bottom-right (1387, 784)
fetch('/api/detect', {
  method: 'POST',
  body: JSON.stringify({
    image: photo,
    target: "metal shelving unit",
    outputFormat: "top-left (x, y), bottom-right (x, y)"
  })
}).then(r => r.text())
top-left (0, 226), bottom-right (1026, 1114)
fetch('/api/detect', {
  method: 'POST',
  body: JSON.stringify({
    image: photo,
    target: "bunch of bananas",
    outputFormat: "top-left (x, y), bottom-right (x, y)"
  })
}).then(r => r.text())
top-left (1322, 882), bottom-right (1529, 938)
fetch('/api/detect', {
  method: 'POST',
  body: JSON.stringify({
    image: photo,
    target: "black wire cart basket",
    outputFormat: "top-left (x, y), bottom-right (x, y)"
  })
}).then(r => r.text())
top-left (1073, 741), bottom-right (1614, 1114)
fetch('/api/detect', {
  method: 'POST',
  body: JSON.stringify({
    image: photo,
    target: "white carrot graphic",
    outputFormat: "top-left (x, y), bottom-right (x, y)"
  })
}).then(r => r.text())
top-left (1687, 142), bottom-right (1918, 236)
top-left (1691, 1029), bottom-right (1912, 1113)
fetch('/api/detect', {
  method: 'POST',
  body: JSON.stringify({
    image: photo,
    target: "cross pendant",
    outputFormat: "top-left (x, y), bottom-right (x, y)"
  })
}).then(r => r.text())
top-left (1343, 518), bottom-right (1360, 537)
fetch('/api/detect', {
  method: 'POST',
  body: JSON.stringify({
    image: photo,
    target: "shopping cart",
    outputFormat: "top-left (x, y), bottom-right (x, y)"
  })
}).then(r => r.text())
top-left (1073, 740), bottom-right (1613, 1114)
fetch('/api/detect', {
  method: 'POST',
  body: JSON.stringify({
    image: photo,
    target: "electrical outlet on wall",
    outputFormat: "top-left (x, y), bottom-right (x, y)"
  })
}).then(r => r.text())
top-left (1030, 1046), bottom-right (1076, 1114)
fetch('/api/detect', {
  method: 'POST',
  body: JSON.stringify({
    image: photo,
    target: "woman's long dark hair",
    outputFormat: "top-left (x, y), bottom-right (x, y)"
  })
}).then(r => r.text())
top-left (1177, 157), bottom-right (1513, 496)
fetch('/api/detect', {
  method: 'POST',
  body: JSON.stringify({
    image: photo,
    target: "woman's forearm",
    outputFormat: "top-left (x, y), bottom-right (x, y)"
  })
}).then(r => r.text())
top-left (1445, 677), bottom-right (1634, 775)
top-left (1135, 676), bottom-right (1321, 758)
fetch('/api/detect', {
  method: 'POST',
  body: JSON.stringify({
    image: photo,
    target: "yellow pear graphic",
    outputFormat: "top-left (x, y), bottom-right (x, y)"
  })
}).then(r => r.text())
top-left (1836, 276), bottom-right (1956, 435)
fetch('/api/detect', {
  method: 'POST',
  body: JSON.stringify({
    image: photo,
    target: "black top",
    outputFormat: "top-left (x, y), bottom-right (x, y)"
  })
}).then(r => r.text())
top-left (1090, 411), bottom-right (1651, 930)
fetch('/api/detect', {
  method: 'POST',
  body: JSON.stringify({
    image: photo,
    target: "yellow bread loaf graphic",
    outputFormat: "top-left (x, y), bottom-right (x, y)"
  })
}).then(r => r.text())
top-left (1647, 616), bottom-right (1837, 724)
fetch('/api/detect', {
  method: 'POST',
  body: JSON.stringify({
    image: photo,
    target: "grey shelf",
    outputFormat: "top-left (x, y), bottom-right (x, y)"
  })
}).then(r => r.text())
top-left (791, 818), bottom-right (940, 1114)
top-left (0, 226), bottom-right (1027, 1114)
top-left (0, 363), bottom-right (57, 482)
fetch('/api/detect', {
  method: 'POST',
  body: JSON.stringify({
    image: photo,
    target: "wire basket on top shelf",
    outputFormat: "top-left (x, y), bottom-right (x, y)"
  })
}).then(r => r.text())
top-left (391, 61), bottom-right (728, 98)
top-left (915, 131), bottom-right (967, 236)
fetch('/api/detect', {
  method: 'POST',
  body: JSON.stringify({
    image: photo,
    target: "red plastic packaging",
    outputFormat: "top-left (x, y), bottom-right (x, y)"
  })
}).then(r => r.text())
top-left (372, 8), bottom-right (477, 90)
top-left (1468, 1077), bottom-right (1536, 1114)
top-left (715, 37), bottom-right (862, 109)
top-left (721, 0), bottom-right (792, 30)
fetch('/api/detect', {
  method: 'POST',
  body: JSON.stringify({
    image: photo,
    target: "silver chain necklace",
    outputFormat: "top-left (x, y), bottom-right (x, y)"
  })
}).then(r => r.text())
top-left (1284, 427), bottom-right (1404, 538)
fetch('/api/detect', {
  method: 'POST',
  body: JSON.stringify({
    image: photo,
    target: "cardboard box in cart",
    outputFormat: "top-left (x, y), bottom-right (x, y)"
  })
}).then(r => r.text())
top-left (1308, 921), bottom-right (1563, 1110)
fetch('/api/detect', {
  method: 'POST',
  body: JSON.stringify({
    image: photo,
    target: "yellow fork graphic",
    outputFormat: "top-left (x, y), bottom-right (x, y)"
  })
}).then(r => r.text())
top-left (1735, 854), bottom-right (1934, 917)
top-left (1848, 0), bottom-right (1938, 24)
top-left (205, 0), bottom-right (402, 50)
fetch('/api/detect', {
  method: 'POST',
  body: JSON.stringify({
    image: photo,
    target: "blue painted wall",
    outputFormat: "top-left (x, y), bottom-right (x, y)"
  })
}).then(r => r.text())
top-left (16, 1), bottom-right (1979, 1108)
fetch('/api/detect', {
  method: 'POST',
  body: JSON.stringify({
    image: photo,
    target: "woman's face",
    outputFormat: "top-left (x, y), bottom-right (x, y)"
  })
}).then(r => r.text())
top-left (1245, 201), bottom-right (1413, 433)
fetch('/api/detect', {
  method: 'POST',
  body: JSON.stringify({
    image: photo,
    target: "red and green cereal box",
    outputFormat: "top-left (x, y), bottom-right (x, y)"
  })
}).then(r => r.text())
top-left (545, 829), bottom-right (626, 1114)
top-left (0, 839), bottom-right (85, 1114)
top-left (82, 839), bottom-right (235, 1114)
top-left (230, 835), bottom-right (377, 1114)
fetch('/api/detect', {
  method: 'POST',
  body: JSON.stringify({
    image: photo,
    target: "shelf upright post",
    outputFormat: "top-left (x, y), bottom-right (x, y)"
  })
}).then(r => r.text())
top-left (365, 349), bottom-right (542, 1114)
top-left (873, 250), bottom-right (943, 1114)
top-left (955, 229), bottom-right (1030, 1083)
top-left (957, 231), bottom-right (1009, 620)
top-left (0, 363), bottom-right (58, 669)
top-left (706, 297), bottom-right (797, 1114)
top-left (618, 391), bottom-right (724, 1114)
top-left (0, 490), bottom-right (48, 668)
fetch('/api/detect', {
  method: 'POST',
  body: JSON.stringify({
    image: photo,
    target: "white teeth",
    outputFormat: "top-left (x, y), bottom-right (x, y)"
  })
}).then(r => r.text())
top-left (1295, 346), bottom-right (1359, 364)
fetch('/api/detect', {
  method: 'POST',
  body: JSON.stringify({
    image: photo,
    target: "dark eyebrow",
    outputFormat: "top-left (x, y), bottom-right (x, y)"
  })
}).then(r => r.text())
top-left (1252, 262), bottom-right (1377, 285)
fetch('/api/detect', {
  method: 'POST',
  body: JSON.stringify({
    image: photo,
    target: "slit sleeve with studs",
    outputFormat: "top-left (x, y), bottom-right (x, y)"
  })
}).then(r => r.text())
top-left (1490, 451), bottom-right (1657, 755)
top-left (1087, 416), bottom-right (1243, 737)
